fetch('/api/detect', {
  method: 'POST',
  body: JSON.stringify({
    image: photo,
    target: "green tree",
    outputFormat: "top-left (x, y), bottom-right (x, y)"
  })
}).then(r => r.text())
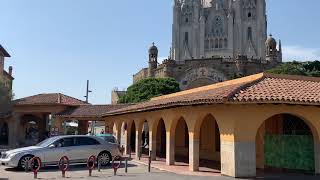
top-left (267, 61), bottom-right (320, 77)
top-left (0, 81), bottom-right (13, 115)
top-left (267, 61), bottom-right (307, 76)
top-left (119, 78), bottom-right (180, 103)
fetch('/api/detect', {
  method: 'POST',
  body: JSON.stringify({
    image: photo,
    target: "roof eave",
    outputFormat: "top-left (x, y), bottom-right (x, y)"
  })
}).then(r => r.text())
top-left (0, 45), bottom-right (11, 57)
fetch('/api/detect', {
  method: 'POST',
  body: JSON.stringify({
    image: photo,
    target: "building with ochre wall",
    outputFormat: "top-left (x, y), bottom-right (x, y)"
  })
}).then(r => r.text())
top-left (101, 73), bottom-right (320, 178)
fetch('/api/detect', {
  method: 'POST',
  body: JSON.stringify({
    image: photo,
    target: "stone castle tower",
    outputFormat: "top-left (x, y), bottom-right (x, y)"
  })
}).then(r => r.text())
top-left (172, 0), bottom-right (269, 61)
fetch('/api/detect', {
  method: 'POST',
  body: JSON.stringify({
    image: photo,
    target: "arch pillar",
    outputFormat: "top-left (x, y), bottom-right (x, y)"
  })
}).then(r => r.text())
top-left (113, 120), bottom-right (122, 144)
top-left (8, 113), bottom-right (21, 147)
top-left (185, 113), bottom-right (207, 172)
top-left (163, 114), bottom-right (180, 165)
top-left (188, 131), bottom-right (199, 171)
top-left (53, 116), bottom-right (64, 135)
top-left (315, 143), bottom-right (320, 174)
top-left (134, 119), bottom-right (144, 160)
top-left (216, 111), bottom-right (257, 178)
top-left (124, 120), bottom-right (133, 155)
top-left (166, 129), bottom-right (175, 165)
top-left (78, 120), bottom-right (89, 135)
top-left (148, 118), bottom-right (158, 160)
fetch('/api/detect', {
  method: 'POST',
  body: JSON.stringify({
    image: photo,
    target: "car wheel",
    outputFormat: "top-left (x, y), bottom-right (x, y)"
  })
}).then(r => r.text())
top-left (18, 155), bottom-right (33, 170)
top-left (97, 152), bottom-right (111, 166)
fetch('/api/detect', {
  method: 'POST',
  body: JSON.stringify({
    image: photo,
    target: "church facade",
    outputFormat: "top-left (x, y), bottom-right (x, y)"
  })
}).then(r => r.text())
top-left (133, 0), bottom-right (282, 91)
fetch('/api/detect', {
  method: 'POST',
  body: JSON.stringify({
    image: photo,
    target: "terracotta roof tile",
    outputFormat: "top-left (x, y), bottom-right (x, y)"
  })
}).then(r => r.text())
top-left (0, 45), bottom-right (10, 57)
top-left (104, 83), bottom-right (246, 115)
top-left (233, 75), bottom-right (320, 104)
top-left (102, 73), bottom-right (320, 116)
top-left (14, 93), bottom-right (88, 106)
top-left (56, 104), bottom-right (132, 118)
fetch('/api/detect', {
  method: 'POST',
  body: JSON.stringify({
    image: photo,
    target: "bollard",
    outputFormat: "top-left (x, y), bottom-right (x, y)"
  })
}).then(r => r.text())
top-left (58, 156), bottom-right (69, 178)
top-left (87, 155), bottom-right (96, 177)
top-left (112, 156), bottom-right (121, 176)
top-left (29, 157), bottom-right (42, 179)
top-left (125, 158), bottom-right (128, 173)
top-left (129, 147), bottom-right (131, 159)
top-left (148, 151), bottom-right (151, 173)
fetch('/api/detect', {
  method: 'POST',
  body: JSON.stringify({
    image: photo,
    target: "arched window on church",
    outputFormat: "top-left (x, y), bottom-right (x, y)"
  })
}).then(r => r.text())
top-left (210, 39), bottom-right (214, 49)
top-left (215, 39), bottom-right (219, 49)
top-left (184, 32), bottom-right (189, 44)
top-left (224, 38), bottom-right (228, 48)
top-left (205, 39), bottom-right (209, 50)
top-left (216, 0), bottom-right (224, 10)
top-left (248, 27), bottom-right (252, 41)
top-left (219, 39), bottom-right (222, 48)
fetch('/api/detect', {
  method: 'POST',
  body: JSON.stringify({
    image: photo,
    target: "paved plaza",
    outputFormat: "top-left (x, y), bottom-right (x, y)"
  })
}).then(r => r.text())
top-left (0, 161), bottom-right (320, 180)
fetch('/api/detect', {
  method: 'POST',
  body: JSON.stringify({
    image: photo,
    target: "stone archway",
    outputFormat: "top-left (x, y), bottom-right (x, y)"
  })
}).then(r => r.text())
top-left (141, 121), bottom-right (149, 155)
top-left (186, 78), bottom-right (217, 90)
top-left (0, 122), bottom-right (9, 145)
top-left (179, 67), bottom-right (227, 90)
top-left (156, 119), bottom-right (166, 158)
top-left (199, 114), bottom-right (221, 171)
top-left (130, 122), bottom-right (136, 153)
top-left (256, 113), bottom-right (316, 173)
top-left (120, 121), bottom-right (128, 152)
top-left (21, 114), bottom-right (44, 145)
top-left (174, 117), bottom-right (189, 163)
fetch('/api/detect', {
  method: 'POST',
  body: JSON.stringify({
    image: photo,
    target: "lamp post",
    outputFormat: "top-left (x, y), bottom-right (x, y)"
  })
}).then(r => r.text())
top-left (84, 80), bottom-right (94, 135)
top-left (84, 80), bottom-right (92, 103)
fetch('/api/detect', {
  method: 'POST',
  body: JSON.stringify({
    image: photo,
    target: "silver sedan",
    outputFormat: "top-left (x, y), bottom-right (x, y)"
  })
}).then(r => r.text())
top-left (0, 135), bottom-right (121, 169)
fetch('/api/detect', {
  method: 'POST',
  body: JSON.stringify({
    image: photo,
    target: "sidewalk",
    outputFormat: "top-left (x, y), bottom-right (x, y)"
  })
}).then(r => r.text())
top-left (130, 154), bottom-right (221, 177)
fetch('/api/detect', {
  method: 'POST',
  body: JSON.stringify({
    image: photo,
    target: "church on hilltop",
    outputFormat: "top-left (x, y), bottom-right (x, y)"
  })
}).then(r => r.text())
top-left (127, 0), bottom-right (282, 95)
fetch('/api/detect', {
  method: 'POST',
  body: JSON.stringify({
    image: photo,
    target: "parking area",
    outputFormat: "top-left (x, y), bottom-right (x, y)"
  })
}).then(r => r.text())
top-left (1, 161), bottom-right (320, 180)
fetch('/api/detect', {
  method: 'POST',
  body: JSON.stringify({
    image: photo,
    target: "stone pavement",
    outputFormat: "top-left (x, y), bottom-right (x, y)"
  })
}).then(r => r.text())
top-left (1, 161), bottom-right (320, 180)
top-left (132, 155), bottom-right (220, 176)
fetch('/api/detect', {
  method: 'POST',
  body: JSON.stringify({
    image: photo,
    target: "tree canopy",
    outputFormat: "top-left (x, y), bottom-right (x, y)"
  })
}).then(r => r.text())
top-left (119, 78), bottom-right (180, 103)
top-left (267, 61), bottom-right (320, 77)
top-left (0, 81), bottom-right (13, 115)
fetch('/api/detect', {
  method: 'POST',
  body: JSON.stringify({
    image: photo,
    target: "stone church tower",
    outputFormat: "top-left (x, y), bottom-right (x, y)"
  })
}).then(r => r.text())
top-left (172, 0), bottom-right (268, 61)
top-left (115, 0), bottom-right (283, 103)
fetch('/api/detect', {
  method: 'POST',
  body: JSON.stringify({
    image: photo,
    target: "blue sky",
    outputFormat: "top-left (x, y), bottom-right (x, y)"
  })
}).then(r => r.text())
top-left (1, 0), bottom-right (320, 104)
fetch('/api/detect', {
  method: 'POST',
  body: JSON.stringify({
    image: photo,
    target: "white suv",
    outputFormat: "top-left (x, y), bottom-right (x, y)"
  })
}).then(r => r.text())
top-left (0, 135), bottom-right (121, 169)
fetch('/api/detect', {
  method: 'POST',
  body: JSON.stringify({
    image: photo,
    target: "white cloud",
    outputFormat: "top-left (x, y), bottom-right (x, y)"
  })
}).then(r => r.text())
top-left (282, 46), bottom-right (320, 61)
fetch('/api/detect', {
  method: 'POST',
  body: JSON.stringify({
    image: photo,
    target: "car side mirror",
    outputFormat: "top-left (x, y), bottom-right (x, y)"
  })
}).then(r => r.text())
top-left (49, 144), bottom-right (56, 148)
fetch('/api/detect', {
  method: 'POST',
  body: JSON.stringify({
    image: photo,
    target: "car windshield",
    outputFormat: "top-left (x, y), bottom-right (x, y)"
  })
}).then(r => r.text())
top-left (36, 137), bottom-right (60, 147)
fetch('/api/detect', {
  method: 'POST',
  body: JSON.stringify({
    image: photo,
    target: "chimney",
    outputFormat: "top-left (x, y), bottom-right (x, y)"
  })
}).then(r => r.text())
top-left (9, 66), bottom-right (13, 76)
